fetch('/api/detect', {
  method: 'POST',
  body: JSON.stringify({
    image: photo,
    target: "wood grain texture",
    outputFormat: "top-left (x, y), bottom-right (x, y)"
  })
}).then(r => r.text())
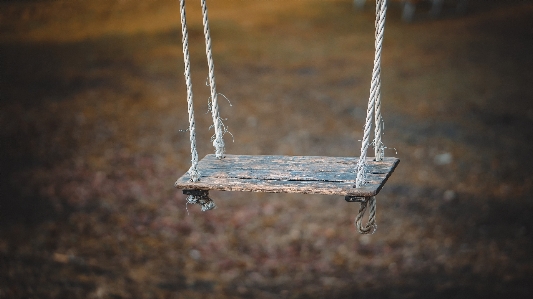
top-left (175, 155), bottom-right (399, 196)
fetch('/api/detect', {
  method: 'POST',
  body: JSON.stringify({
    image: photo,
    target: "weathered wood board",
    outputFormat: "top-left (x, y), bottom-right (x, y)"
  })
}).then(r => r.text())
top-left (175, 155), bottom-right (400, 197)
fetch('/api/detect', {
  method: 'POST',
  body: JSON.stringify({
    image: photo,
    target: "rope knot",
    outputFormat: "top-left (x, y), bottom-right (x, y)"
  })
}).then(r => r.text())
top-left (213, 138), bottom-right (225, 159)
top-left (187, 167), bottom-right (200, 182)
top-left (184, 190), bottom-right (216, 212)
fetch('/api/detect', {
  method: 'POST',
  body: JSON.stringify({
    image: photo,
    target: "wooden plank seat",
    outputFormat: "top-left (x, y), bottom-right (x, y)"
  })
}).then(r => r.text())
top-left (175, 154), bottom-right (400, 197)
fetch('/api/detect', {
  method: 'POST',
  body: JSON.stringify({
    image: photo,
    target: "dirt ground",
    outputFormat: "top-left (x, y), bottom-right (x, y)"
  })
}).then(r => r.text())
top-left (1, 0), bottom-right (532, 298)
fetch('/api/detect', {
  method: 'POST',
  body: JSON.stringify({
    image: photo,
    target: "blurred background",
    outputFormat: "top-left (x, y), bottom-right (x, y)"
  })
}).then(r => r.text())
top-left (1, 0), bottom-right (532, 298)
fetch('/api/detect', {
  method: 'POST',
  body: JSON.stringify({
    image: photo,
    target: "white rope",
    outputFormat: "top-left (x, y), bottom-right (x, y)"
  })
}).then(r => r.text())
top-left (179, 0), bottom-right (200, 182)
top-left (356, 0), bottom-right (387, 187)
top-left (373, 0), bottom-right (387, 161)
top-left (201, 0), bottom-right (225, 159)
top-left (354, 1), bottom-right (387, 234)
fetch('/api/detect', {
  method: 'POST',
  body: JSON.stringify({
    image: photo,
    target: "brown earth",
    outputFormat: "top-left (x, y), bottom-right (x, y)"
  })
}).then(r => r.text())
top-left (1, 0), bottom-right (532, 298)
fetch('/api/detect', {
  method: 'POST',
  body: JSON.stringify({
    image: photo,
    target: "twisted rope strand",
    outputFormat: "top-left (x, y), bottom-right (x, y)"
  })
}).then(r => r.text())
top-left (179, 0), bottom-right (200, 182)
top-left (201, 0), bottom-right (225, 159)
top-left (356, 0), bottom-right (388, 187)
top-left (374, 0), bottom-right (387, 161)
top-left (355, 88), bottom-right (376, 188)
top-left (355, 1), bottom-right (387, 233)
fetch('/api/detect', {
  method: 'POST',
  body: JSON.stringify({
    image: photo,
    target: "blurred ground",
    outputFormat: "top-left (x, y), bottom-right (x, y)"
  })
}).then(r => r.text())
top-left (1, 0), bottom-right (533, 298)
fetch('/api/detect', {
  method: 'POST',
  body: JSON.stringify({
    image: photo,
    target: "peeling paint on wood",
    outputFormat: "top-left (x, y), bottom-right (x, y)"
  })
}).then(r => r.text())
top-left (175, 155), bottom-right (399, 197)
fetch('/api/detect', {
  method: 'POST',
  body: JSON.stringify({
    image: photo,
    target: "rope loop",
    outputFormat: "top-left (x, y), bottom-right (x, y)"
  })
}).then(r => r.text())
top-left (355, 196), bottom-right (377, 234)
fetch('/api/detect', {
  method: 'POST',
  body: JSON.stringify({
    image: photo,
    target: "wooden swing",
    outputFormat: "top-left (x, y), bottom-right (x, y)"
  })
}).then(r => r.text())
top-left (174, 0), bottom-right (399, 234)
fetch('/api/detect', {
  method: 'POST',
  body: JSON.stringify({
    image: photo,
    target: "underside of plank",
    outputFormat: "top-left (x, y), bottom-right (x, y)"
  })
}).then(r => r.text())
top-left (175, 155), bottom-right (399, 197)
